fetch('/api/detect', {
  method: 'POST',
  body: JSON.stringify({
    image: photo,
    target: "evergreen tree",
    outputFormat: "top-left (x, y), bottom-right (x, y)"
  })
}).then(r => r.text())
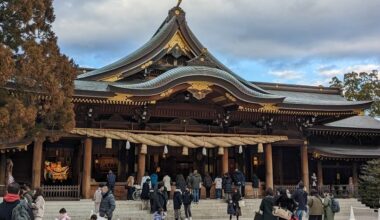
top-left (0, 0), bottom-right (76, 144)
top-left (358, 159), bottom-right (380, 208)
top-left (329, 70), bottom-right (380, 116)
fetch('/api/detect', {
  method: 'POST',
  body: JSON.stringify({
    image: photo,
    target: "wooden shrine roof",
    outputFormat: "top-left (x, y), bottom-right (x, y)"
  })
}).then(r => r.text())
top-left (310, 144), bottom-right (380, 159)
top-left (308, 116), bottom-right (380, 136)
top-left (72, 5), bottom-right (371, 113)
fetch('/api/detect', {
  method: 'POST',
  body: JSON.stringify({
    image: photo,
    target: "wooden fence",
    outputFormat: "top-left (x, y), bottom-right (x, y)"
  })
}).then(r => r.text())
top-left (42, 185), bottom-right (80, 201)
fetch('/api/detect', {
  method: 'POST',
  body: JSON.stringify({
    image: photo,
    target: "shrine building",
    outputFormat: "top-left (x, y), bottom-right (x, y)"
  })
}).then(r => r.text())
top-left (1, 4), bottom-right (379, 200)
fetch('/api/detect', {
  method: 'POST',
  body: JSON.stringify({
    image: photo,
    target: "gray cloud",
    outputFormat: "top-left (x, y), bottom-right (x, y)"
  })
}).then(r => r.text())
top-left (53, 0), bottom-right (380, 68)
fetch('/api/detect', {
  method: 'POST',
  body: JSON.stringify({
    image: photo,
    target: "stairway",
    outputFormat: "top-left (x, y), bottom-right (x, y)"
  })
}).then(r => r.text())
top-left (42, 198), bottom-right (378, 220)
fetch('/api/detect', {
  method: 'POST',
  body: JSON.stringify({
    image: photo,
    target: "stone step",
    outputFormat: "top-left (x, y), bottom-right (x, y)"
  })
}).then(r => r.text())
top-left (42, 199), bottom-right (375, 220)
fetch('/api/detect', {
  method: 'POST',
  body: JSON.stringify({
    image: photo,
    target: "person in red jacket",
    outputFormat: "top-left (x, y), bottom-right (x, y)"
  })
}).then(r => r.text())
top-left (0, 182), bottom-right (21, 220)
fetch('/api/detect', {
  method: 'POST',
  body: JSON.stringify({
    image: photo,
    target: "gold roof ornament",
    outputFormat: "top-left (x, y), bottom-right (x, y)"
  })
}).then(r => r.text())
top-left (140, 60), bottom-right (154, 69)
top-left (260, 103), bottom-right (279, 112)
top-left (160, 89), bottom-right (173, 97)
top-left (108, 93), bottom-right (133, 102)
top-left (225, 93), bottom-right (237, 102)
top-left (165, 31), bottom-right (191, 53)
top-left (101, 73), bottom-right (123, 82)
top-left (187, 81), bottom-right (213, 100)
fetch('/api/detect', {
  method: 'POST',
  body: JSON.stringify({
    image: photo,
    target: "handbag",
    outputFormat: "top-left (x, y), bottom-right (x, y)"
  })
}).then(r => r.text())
top-left (238, 200), bottom-right (245, 207)
top-left (254, 211), bottom-right (263, 220)
top-left (272, 206), bottom-right (292, 220)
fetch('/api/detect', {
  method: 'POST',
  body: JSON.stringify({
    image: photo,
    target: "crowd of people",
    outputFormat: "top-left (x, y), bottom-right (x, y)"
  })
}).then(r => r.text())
top-left (259, 181), bottom-right (339, 220)
top-left (0, 182), bottom-right (47, 220)
top-left (0, 169), bottom-right (339, 220)
top-left (127, 169), bottom-right (339, 220)
top-left (131, 169), bottom-right (246, 220)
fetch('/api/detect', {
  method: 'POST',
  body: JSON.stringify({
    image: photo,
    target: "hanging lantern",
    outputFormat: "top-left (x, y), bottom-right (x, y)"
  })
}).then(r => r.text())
top-left (164, 145), bottom-right (168, 154)
top-left (202, 147), bottom-right (207, 156)
top-left (218, 147), bottom-right (224, 155)
top-left (125, 140), bottom-right (131, 150)
top-left (258, 143), bottom-right (263, 153)
top-left (106, 138), bottom-right (112, 149)
top-left (182, 147), bottom-right (189, 156)
top-left (238, 145), bottom-right (243, 154)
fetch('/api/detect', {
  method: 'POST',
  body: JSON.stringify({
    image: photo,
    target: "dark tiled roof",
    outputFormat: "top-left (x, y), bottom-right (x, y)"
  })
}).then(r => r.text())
top-left (310, 145), bottom-right (380, 157)
top-left (325, 116), bottom-right (380, 129)
top-left (77, 17), bottom-right (177, 79)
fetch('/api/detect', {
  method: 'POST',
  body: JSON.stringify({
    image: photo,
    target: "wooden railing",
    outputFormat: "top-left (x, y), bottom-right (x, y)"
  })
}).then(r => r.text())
top-left (42, 185), bottom-right (80, 201)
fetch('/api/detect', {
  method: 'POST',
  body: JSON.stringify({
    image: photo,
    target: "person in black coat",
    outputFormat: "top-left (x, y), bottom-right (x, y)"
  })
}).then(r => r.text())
top-left (228, 188), bottom-right (242, 220)
top-left (151, 184), bottom-right (167, 214)
top-left (292, 181), bottom-right (308, 220)
top-left (232, 169), bottom-right (245, 197)
top-left (173, 188), bottom-right (182, 220)
top-left (222, 173), bottom-right (233, 201)
top-left (175, 174), bottom-right (187, 192)
top-left (0, 183), bottom-right (21, 220)
top-left (275, 188), bottom-right (297, 220)
top-left (182, 187), bottom-right (193, 219)
top-left (106, 170), bottom-right (116, 193)
top-left (259, 187), bottom-right (277, 220)
top-left (141, 178), bottom-right (151, 210)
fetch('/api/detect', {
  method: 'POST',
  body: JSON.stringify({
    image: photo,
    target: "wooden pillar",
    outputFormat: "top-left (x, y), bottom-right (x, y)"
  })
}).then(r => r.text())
top-left (118, 141), bottom-right (127, 181)
top-left (317, 160), bottom-right (323, 187)
top-left (301, 142), bottom-right (309, 190)
top-left (137, 144), bottom-right (147, 184)
top-left (222, 148), bottom-right (229, 174)
top-left (352, 162), bottom-right (358, 186)
top-left (82, 138), bottom-right (92, 199)
top-left (0, 154), bottom-right (6, 186)
top-left (265, 143), bottom-right (273, 189)
top-left (32, 138), bottom-right (43, 189)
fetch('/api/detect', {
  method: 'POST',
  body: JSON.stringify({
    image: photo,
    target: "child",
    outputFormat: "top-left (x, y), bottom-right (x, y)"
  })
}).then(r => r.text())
top-left (93, 184), bottom-right (103, 213)
top-left (55, 208), bottom-right (71, 220)
top-left (90, 214), bottom-right (97, 220)
top-left (182, 187), bottom-right (193, 220)
top-left (153, 208), bottom-right (166, 220)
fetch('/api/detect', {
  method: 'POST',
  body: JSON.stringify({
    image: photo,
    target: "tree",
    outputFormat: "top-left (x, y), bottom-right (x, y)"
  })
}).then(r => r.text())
top-left (358, 159), bottom-right (380, 209)
top-left (0, 0), bottom-right (76, 144)
top-left (329, 70), bottom-right (380, 116)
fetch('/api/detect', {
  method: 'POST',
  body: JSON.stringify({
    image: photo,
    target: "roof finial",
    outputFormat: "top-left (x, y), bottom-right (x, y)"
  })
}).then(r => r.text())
top-left (176, 0), bottom-right (182, 7)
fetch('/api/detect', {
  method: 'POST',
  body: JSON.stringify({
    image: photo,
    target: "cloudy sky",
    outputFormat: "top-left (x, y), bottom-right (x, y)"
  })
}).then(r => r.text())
top-left (53, 0), bottom-right (380, 85)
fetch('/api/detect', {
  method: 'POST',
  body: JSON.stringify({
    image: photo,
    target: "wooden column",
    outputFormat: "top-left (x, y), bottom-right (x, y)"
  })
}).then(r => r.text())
top-left (82, 138), bottom-right (92, 199)
top-left (137, 144), bottom-right (146, 184)
top-left (222, 148), bottom-right (229, 174)
top-left (301, 142), bottom-right (309, 190)
top-left (118, 141), bottom-right (127, 181)
top-left (265, 143), bottom-right (273, 189)
top-left (32, 138), bottom-right (43, 189)
top-left (317, 160), bottom-right (323, 187)
top-left (352, 162), bottom-right (358, 186)
top-left (0, 154), bottom-right (6, 186)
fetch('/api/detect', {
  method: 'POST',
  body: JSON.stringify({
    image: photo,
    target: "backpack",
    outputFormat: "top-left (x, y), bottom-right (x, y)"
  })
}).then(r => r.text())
top-left (331, 198), bottom-right (340, 213)
top-left (12, 200), bottom-right (33, 220)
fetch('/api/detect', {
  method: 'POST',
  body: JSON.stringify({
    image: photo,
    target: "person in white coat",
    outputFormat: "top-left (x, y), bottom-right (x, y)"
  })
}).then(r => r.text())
top-left (32, 188), bottom-right (45, 220)
top-left (93, 184), bottom-right (103, 213)
top-left (141, 172), bottom-right (151, 189)
top-left (163, 174), bottom-right (172, 199)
